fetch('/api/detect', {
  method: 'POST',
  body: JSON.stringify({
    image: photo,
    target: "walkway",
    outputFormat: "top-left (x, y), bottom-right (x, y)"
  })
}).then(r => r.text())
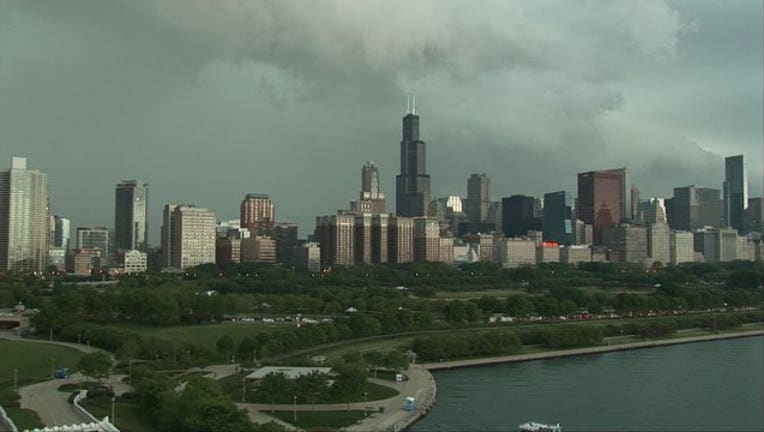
top-left (18, 373), bottom-right (130, 427)
top-left (238, 365), bottom-right (437, 432)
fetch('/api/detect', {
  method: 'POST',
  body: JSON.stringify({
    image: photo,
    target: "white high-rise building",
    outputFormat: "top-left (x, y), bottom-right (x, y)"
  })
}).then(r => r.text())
top-left (669, 231), bottom-right (695, 265)
top-left (162, 205), bottom-right (216, 269)
top-left (0, 157), bottom-right (49, 273)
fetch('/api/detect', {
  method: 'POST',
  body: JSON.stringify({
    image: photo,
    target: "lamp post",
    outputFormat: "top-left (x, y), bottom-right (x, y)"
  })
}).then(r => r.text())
top-left (293, 395), bottom-right (297, 423)
top-left (111, 396), bottom-right (116, 425)
top-left (241, 379), bottom-right (246, 403)
top-left (364, 391), bottom-right (368, 417)
top-left (50, 358), bottom-right (55, 378)
top-left (13, 369), bottom-right (18, 392)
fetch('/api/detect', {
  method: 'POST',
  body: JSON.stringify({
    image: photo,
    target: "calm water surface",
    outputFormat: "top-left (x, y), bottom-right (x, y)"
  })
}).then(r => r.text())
top-left (411, 336), bottom-right (764, 432)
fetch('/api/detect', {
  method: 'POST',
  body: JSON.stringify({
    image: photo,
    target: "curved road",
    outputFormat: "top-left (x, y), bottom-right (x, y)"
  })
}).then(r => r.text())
top-left (238, 365), bottom-right (437, 432)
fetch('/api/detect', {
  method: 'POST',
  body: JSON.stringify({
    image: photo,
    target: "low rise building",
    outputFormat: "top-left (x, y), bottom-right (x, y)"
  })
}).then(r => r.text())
top-left (560, 245), bottom-right (591, 265)
top-left (497, 238), bottom-right (536, 268)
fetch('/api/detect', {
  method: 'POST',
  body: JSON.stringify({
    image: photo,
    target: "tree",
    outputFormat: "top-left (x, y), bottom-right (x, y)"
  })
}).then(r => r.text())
top-left (217, 335), bottom-right (236, 361)
top-left (116, 339), bottom-right (141, 361)
top-left (78, 352), bottom-right (112, 383)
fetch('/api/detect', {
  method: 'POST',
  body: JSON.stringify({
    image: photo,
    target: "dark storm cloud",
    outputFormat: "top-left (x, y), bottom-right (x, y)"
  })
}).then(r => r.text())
top-left (0, 0), bottom-right (760, 240)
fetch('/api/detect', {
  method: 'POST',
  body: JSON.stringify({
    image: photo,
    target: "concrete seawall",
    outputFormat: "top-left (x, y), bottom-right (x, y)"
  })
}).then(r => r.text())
top-left (422, 330), bottom-right (764, 371)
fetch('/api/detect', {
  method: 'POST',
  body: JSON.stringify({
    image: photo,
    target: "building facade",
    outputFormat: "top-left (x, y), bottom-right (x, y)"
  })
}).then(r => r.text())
top-left (723, 155), bottom-right (747, 231)
top-left (577, 170), bottom-right (622, 244)
top-left (315, 213), bottom-right (355, 267)
top-left (76, 227), bottom-right (110, 257)
top-left (501, 195), bottom-right (538, 238)
top-left (163, 205), bottom-right (216, 269)
top-left (114, 180), bottom-right (149, 252)
top-left (602, 225), bottom-right (648, 263)
top-left (240, 194), bottom-right (275, 236)
top-left (241, 236), bottom-right (276, 263)
top-left (669, 231), bottom-right (695, 265)
top-left (0, 157), bottom-right (49, 273)
top-left (668, 186), bottom-right (721, 231)
top-left (413, 217), bottom-right (440, 262)
top-left (351, 161), bottom-right (386, 214)
top-left (542, 191), bottom-right (573, 245)
top-left (466, 173), bottom-right (491, 224)
top-left (497, 238), bottom-right (536, 268)
top-left (387, 216), bottom-right (414, 264)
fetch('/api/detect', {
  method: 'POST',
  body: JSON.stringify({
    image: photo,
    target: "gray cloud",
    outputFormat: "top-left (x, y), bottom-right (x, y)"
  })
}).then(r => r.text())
top-left (0, 0), bottom-right (760, 241)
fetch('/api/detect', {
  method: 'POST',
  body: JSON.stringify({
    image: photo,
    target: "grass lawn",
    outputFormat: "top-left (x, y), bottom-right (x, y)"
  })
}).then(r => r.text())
top-left (4, 407), bottom-right (44, 430)
top-left (433, 288), bottom-right (525, 300)
top-left (106, 322), bottom-right (282, 356)
top-left (0, 340), bottom-right (83, 389)
top-left (269, 410), bottom-right (366, 430)
top-left (80, 395), bottom-right (154, 432)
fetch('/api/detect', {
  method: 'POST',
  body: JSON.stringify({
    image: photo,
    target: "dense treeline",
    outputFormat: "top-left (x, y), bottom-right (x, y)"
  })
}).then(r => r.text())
top-left (411, 331), bottom-right (522, 361)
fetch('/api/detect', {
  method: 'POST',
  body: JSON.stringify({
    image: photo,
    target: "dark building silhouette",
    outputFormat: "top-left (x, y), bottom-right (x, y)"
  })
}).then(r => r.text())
top-left (466, 173), bottom-right (491, 224)
top-left (668, 186), bottom-right (721, 231)
top-left (542, 191), bottom-right (573, 245)
top-left (114, 180), bottom-right (148, 252)
top-left (273, 222), bottom-right (299, 264)
top-left (723, 155), bottom-right (747, 230)
top-left (396, 97), bottom-right (430, 217)
top-left (577, 170), bottom-right (622, 244)
top-left (502, 195), bottom-right (538, 237)
top-left (745, 197), bottom-right (763, 235)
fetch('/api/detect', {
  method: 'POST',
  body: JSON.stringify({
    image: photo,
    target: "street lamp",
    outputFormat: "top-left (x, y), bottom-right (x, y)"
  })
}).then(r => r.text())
top-left (364, 391), bottom-right (368, 417)
top-left (241, 379), bottom-right (246, 403)
top-left (293, 395), bottom-right (297, 423)
top-left (13, 369), bottom-right (18, 392)
top-left (111, 396), bottom-right (116, 425)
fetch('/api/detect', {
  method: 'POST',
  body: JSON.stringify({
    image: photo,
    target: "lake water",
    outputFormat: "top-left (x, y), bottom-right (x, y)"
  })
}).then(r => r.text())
top-left (411, 336), bottom-right (764, 432)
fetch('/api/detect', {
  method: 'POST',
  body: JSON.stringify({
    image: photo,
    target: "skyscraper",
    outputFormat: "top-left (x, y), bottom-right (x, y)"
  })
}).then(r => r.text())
top-left (162, 204), bottom-right (216, 269)
top-left (501, 195), bottom-right (538, 238)
top-left (466, 173), bottom-right (491, 224)
top-left (542, 191), bottom-right (573, 245)
top-left (603, 167), bottom-right (632, 223)
top-left (577, 170), bottom-right (622, 244)
top-left (668, 186), bottom-right (721, 231)
top-left (723, 155), bottom-right (747, 231)
top-left (76, 227), bottom-right (110, 256)
top-left (114, 180), bottom-right (149, 252)
top-left (49, 215), bottom-right (71, 249)
top-left (396, 96), bottom-right (431, 217)
top-left (351, 161), bottom-right (386, 214)
top-left (0, 157), bottom-right (49, 272)
top-left (315, 213), bottom-right (355, 267)
top-left (240, 194), bottom-right (275, 236)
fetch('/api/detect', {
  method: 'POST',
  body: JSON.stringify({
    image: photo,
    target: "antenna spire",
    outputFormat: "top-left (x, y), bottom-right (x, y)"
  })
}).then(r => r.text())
top-left (412, 92), bottom-right (416, 115)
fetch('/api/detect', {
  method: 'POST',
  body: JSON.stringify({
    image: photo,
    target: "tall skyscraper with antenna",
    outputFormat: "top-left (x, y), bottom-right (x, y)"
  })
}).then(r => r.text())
top-left (396, 94), bottom-right (431, 217)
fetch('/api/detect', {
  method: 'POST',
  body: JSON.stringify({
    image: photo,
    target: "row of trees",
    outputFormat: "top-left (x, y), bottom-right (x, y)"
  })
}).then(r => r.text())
top-left (411, 331), bottom-right (522, 362)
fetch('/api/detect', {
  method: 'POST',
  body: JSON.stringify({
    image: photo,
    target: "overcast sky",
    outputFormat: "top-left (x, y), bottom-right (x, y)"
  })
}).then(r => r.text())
top-left (1, 0), bottom-right (761, 243)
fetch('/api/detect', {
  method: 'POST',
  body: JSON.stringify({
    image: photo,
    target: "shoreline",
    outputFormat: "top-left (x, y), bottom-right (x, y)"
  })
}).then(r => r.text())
top-left (421, 329), bottom-right (764, 371)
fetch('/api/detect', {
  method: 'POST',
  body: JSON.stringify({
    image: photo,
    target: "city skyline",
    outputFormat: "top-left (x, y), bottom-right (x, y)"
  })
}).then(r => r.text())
top-left (0, 1), bottom-right (761, 241)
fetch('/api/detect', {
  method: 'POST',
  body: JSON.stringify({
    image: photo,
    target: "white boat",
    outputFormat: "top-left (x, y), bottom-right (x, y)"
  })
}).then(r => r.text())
top-left (518, 421), bottom-right (562, 432)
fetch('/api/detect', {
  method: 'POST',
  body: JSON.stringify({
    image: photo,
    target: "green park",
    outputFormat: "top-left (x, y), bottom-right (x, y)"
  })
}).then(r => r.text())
top-left (0, 260), bottom-right (762, 431)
